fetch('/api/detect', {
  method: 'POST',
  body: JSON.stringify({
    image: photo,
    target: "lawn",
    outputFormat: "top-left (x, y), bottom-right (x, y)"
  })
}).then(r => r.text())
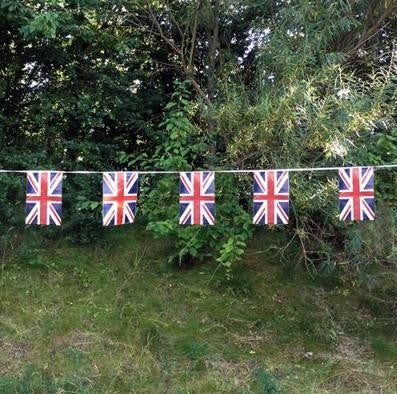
top-left (0, 227), bottom-right (396, 393)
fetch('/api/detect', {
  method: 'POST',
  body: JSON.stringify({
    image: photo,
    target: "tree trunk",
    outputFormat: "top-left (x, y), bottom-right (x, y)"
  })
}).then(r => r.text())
top-left (206, 0), bottom-right (220, 167)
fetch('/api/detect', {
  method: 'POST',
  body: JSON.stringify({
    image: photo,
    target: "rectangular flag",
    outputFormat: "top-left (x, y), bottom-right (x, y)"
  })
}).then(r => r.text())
top-left (253, 170), bottom-right (289, 225)
top-left (339, 166), bottom-right (375, 221)
top-left (179, 171), bottom-right (215, 225)
top-left (103, 172), bottom-right (138, 226)
top-left (26, 171), bottom-right (63, 225)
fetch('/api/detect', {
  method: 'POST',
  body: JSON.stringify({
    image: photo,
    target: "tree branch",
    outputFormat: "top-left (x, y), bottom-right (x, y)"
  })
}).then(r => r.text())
top-left (147, 4), bottom-right (182, 55)
top-left (126, 2), bottom-right (212, 106)
top-left (347, 2), bottom-right (397, 58)
top-left (188, 1), bottom-right (199, 70)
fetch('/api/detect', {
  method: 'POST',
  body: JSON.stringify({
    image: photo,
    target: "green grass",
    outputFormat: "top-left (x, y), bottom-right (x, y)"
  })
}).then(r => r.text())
top-left (0, 227), bottom-right (396, 393)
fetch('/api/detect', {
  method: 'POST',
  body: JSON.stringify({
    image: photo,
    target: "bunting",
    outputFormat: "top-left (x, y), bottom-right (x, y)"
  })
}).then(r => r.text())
top-left (12, 165), bottom-right (385, 226)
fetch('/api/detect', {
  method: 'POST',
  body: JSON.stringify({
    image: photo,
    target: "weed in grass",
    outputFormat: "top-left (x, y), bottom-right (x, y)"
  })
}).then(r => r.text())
top-left (140, 320), bottom-right (166, 353)
top-left (0, 364), bottom-right (92, 394)
top-left (312, 309), bottom-right (339, 348)
top-left (253, 367), bottom-right (280, 394)
top-left (180, 339), bottom-right (208, 370)
top-left (309, 271), bottom-right (341, 290)
top-left (371, 337), bottom-right (397, 362)
top-left (216, 263), bottom-right (256, 297)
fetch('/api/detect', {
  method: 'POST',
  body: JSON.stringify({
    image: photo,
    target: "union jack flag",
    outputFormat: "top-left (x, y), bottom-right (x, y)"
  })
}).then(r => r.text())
top-left (26, 171), bottom-right (63, 225)
top-left (179, 171), bottom-right (215, 225)
top-left (103, 172), bottom-right (138, 226)
top-left (253, 170), bottom-right (289, 225)
top-left (339, 166), bottom-right (375, 221)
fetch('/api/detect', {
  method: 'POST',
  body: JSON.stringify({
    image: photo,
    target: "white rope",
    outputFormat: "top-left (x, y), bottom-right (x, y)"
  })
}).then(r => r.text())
top-left (0, 164), bottom-right (397, 175)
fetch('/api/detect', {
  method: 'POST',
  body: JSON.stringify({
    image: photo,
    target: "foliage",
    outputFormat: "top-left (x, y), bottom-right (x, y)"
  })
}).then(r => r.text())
top-left (1, 0), bottom-right (397, 278)
top-left (140, 81), bottom-right (253, 277)
top-left (0, 0), bottom-right (172, 239)
top-left (213, 0), bottom-right (397, 273)
top-left (254, 368), bottom-right (280, 394)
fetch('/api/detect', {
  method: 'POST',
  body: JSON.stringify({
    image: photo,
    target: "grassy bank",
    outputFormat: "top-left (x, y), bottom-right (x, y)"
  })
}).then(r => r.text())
top-left (0, 227), bottom-right (396, 393)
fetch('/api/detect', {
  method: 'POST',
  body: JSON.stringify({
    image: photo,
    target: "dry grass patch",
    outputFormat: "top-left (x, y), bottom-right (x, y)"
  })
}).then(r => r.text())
top-left (318, 365), bottom-right (394, 394)
top-left (232, 330), bottom-right (273, 350)
top-left (0, 339), bottom-right (32, 375)
top-left (205, 358), bottom-right (256, 389)
top-left (50, 331), bottom-right (104, 354)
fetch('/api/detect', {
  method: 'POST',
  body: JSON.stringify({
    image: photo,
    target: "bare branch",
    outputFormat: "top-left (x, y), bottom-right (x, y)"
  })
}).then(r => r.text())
top-left (147, 3), bottom-right (182, 55)
top-left (347, 2), bottom-right (397, 58)
top-left (167, 2), bottom-right (184, 42)
top-left (126, 2), bottom-right (212, 106)
top-left (188, 1), bottom-right (199, 70)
